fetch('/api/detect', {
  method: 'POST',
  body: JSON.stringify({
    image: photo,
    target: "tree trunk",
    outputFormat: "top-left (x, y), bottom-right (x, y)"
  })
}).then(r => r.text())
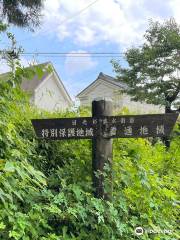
top-left (163, 105), bottom-right (172, 148)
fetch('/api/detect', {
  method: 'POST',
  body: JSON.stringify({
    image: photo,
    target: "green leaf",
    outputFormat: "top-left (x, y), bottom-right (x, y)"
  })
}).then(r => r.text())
top-left (4, 162), bottom-right (15, 172)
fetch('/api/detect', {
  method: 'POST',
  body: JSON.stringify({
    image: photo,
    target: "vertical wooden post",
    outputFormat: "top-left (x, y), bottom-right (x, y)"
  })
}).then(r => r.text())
top-left (92, 99), bottom-right (113, 200)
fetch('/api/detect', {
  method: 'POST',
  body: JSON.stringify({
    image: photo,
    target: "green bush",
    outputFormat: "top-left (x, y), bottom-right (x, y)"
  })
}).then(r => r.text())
top-left (0, 78), bottom-right (179, 239)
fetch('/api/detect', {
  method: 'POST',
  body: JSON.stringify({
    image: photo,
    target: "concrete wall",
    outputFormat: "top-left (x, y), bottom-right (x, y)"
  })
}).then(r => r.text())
top-left (78, 80), bottom-right (164, 114)
top-left (79, 80), bottom-right (117, 105)
top-left (34, 74), bottom-right (70, 111)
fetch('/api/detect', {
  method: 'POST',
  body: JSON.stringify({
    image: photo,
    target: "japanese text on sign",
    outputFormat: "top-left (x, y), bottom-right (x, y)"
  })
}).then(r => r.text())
top-left (32, 113), bottom-right (178, 140)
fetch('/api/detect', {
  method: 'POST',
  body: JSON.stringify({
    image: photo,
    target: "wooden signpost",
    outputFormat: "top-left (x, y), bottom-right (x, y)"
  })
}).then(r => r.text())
top-left (32, 100), bottom-right (178, 200)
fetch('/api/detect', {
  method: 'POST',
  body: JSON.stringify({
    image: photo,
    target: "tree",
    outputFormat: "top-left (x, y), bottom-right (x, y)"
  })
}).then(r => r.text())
top-left (112, 19), bottom-right (180, 114)
top-left (0, 0), bottom-right (44, 30)
top-left (0, 27), bottom-right (48, 90)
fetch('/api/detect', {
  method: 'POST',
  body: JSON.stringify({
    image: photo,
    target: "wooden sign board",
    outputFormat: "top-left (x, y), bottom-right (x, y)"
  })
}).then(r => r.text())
top-left (31, 113), bottom-right (178, 140)
top-left (31, 98), bottom-right (179, 200)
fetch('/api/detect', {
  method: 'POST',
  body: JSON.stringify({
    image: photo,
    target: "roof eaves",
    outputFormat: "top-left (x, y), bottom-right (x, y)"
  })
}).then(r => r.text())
top-left (76, 75), bottom-right (100, 97)
top-left (76, 72), bottom-right (127, 98)
top-left (51, 64), bottom-right (73, 105)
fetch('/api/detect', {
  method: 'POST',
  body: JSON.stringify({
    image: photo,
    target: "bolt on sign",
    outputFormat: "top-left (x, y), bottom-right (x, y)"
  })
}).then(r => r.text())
top-left (31, 100), bottom-right (179, 200)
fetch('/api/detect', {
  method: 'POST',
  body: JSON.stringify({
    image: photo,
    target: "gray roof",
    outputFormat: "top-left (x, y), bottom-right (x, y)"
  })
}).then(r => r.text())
top-left (21, 62), bottom-right (50, 92)
top-left (0, 61), bottom-right (50, 92)
top-left (76, 72), bottom-right (127, 97)
top-left (0, 62), bottom-right (73, 104)
top-left (98, 72), bottom-right (127, 88)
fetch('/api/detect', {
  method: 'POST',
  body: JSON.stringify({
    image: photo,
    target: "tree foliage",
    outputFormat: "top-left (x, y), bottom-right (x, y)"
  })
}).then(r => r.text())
top-left (0, 0), bottom-right (44, 29)
top-left (112, 19), bottom-right (180, 113)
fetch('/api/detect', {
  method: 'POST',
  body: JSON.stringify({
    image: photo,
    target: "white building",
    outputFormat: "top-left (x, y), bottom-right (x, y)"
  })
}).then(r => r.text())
top-left (20, 62), bottom-right (73, 111)
top-left (76, 72), bottom-right (164, 114)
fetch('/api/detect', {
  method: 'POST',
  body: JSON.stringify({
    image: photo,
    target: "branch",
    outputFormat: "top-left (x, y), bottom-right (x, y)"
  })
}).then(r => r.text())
top-left (166, 82), bottom-right (180, 103)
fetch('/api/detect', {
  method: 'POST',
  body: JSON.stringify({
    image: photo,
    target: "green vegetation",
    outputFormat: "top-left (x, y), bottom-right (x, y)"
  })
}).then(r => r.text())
top-left (112, 18), bottom-right (180, 113)
top-left (0, 63), bottom-right (179, 239)
top-left (0, 23), bottom-right (179, 240)
top-left (0, 0), bottom-right (43, 30)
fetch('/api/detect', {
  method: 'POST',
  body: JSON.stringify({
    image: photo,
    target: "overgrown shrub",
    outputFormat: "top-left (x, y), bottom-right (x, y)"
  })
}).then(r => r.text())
top-left (0, 75), bottom-right (179, 239)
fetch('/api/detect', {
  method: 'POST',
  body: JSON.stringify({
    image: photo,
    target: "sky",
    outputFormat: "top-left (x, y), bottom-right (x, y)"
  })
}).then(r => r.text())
top-left (0, 0), bottom-right (180, 99)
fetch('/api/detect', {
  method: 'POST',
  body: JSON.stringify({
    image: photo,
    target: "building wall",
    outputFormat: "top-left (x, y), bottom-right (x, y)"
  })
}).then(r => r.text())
top-left (79, 80), bottom-right (119, 105)
top-left (34, 74), bottom-right (70, 111)
top-left (113, 93), bottom-right (164, 113)
top-left (78, 79), bottom-right (164, 114)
